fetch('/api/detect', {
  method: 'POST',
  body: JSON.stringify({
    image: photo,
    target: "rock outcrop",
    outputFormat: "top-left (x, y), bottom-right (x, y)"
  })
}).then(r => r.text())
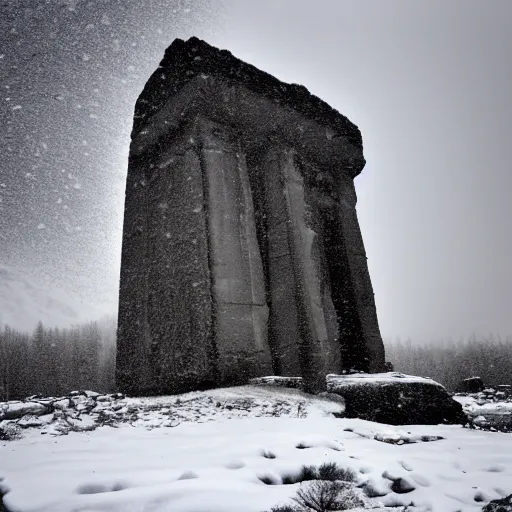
top-left (117, 37), bottom-right (386, 396)
top-left (327, 373), bottom-right (466, 425)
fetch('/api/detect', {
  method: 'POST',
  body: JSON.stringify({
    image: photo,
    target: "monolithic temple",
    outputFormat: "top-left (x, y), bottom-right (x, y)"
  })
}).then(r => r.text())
top-left (116, 37), bottom-right (386, 396)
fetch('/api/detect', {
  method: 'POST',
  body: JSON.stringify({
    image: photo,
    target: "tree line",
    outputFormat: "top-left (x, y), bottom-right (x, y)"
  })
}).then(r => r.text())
top-left (1, 318), bottom-right (511, 400)
top-left (0, 316), bottom-right (116, 401)
top-left (385, 335), bottom-right (512, 391)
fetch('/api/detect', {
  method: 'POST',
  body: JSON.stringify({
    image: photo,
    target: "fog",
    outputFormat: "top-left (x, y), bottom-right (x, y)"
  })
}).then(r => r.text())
top-left (1, 0), bottom-right (510, 342)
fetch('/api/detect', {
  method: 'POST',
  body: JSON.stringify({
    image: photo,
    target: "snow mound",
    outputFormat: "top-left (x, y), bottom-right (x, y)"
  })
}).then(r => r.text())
top-left (326, 372), bottom-right (444, 389)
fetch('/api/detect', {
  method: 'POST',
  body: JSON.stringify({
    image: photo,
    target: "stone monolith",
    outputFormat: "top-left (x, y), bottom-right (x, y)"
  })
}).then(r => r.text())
top-left (116, 37), bottom-right (386, 396)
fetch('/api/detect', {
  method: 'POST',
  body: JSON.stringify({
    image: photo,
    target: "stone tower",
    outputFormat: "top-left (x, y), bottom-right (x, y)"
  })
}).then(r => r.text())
top-left (116, 37), bottom-right (385, 396)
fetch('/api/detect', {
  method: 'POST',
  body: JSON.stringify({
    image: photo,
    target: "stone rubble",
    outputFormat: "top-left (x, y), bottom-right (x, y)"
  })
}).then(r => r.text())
top-left (0, 386), bottom-right (336, 441)
top-left (455, 387), bottom-right (512, 431)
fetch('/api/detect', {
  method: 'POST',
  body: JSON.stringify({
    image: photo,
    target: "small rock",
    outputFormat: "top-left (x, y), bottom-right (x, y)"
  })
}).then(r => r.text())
top-left (390, 477), bottom-right (416, 494)
top-left (96, 395), bottom-right (113, 402)
top-left (53, 399), bottom-right (70, 410)
top-left (2, 402), bottom-right (48, 420)
top-left (362, 478), bottom-right (391, 497)
top-left (69, 391), bottom-right (87, 397)
top-left (17, 415), bottom-right (45, 428)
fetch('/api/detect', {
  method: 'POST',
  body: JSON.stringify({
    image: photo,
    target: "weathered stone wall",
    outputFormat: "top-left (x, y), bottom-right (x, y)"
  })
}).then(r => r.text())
top-left (117, 122), bottom-right (217, 395)
top-left (116, 37), bottom-right (386, 396)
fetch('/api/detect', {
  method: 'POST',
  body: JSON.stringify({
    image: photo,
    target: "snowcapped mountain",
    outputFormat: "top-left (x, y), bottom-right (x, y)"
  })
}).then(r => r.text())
top-left (0, 265), bottom-right (103, 332)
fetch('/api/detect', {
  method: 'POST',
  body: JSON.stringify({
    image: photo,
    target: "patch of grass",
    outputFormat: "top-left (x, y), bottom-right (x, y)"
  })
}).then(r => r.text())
top-left (293, 480), bottom-right (364, 511)
top-left (299, 465), bottom-right (318, 482)
top-left (265, 480), bottom-right (363, 512)
top-left (279, 463), bottom-right (356, 486)
top-left (262, 450), bottom-right (277, 459)
top-left (317, 462), bottom-right (356, 483)
top-left (0, 425), bottom-right (20, 441)
top-left (281, 474), bottom-right (297, 485)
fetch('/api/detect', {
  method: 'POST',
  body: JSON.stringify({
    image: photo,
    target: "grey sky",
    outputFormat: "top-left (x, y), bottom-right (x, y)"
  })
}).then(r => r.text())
top-left (213, 0), bottom-right (512, 343)
top-left (1, 0), bottom-right (510, 342)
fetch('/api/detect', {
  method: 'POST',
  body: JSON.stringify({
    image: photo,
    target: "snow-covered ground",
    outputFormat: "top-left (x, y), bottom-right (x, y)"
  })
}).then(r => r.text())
top-left (1, 386), bottom-right (512, 512)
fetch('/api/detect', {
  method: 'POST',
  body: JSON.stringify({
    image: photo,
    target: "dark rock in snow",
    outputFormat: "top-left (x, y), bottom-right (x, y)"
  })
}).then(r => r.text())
top-left (327, 373), bottom-right (466, 425)
top-left (457, 377), bottom-right (485, 393)
top-left (389, 477), bottom-right (416, 494)
top-left (482, 494), bottom-right (512, 511)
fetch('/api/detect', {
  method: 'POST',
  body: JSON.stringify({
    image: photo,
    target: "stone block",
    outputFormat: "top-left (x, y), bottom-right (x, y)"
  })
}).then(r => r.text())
top-left (327, 373), bottom-right (466, 425)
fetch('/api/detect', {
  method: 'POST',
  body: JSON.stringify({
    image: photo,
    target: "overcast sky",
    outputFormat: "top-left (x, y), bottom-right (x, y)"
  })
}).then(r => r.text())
top-left (1, 0), bottom-right (511, 343)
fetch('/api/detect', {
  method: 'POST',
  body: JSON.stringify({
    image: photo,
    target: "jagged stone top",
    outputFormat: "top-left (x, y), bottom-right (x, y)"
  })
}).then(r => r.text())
top-left (133, 37), bottom-right (363, 148)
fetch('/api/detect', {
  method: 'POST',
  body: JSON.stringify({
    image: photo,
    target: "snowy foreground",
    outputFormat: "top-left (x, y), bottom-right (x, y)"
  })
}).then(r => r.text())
top-left (1, 386), bottom-right (512, 512)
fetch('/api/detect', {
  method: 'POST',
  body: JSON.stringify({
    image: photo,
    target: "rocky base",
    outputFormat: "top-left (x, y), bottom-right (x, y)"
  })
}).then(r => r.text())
top-left (0, 391), bottom-right (125, 440)
top-left (0, 386), bottom-right (343, 440)
top-left (455, 389), bottom-right (512, 432)
top-left (326, 373), bottom-right (466, 425)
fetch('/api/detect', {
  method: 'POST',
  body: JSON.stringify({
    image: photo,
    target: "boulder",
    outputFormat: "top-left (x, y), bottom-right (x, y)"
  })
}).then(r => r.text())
top-left (457, 376), bottom-right (485, 393)
top-left (498, 385), bottom-right (511, 398)
top-left (326, 372), bottom-right (466, 425)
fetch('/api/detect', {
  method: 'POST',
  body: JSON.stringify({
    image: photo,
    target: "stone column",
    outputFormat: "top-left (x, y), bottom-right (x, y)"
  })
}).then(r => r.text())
top-left (145, 129), bottom-right (216, 394)
top-left (116, 154), bottom-right (152, 395)
top-left (198, 117), bottom-right (273, 384)
top-left (117, 124), bottom-right (218, 396)
top-left (263, 147), bottom-right (333, 392)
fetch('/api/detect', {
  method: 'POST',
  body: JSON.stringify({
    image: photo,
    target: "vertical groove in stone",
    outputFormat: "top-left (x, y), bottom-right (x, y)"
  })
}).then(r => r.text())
top-left (197, 128), bottom-right (220, 389)
top-left (237, 148), bottom-right (269, 353)
top-left (262, 148), bottom-right (302, 377)
top-left (198, 117), bottom-right (273, 385)
top-left (279, 149), bottom-right (327, 392)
